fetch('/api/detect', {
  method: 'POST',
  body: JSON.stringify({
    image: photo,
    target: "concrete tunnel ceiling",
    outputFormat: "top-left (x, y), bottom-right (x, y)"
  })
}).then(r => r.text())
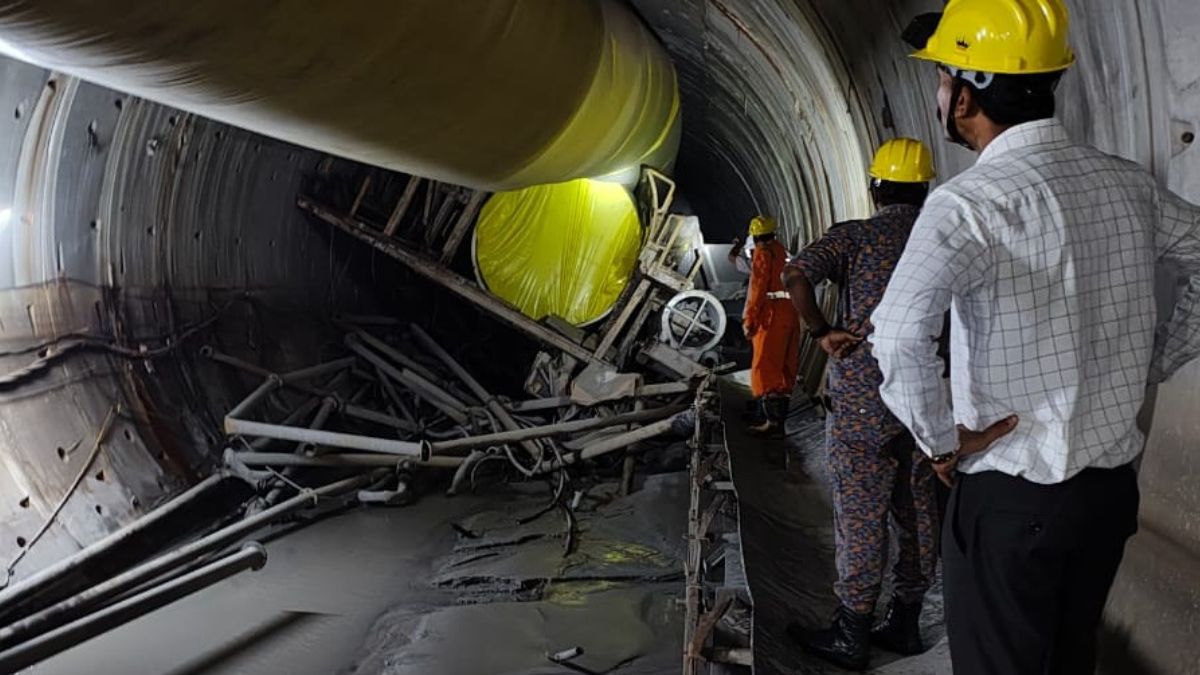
top-left (0, 0), bottom-right (1197, 672)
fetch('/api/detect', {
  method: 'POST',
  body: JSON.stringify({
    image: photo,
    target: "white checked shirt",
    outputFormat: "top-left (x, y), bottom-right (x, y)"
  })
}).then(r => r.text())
top-left (870, 119), bottom-right (1200, 484)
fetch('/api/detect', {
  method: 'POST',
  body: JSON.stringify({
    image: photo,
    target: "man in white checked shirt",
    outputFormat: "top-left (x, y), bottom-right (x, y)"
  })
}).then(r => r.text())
top-left (872, 1), bottom-right (1200, 673)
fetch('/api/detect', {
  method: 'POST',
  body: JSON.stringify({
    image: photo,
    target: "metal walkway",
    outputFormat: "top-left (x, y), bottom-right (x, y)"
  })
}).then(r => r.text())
top-left (719, 378), bottom-right (952, 675)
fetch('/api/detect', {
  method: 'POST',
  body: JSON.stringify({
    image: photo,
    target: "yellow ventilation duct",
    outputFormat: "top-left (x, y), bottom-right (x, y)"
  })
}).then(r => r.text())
top-left (0, 0), bottom-right (680, 191)
top-left (474, 179), bottom-right (642, 326)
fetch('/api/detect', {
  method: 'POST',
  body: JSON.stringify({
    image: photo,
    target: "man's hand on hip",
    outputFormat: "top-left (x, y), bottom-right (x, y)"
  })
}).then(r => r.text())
top-left (819, 330), bottom-right (862, 358)
top-left (932, 415), bottom-right (1020, 487)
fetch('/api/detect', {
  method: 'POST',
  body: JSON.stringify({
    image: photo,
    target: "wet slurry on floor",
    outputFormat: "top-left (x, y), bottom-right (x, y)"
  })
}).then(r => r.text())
top-left (29, 476), bottom-right (688, 675)
top-left (720, 379), bottom-right (952, 675)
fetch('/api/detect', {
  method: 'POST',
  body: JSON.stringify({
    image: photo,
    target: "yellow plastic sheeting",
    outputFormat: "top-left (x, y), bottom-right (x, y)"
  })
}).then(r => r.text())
top-left (475, 180), bottom-right (642, 326)
top-left (0, 0), bottom-right (679, 190)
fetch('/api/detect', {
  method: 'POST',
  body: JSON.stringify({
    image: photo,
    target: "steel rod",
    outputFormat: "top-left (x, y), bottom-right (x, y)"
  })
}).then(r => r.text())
top-left (430, 405), bottom-right (686, 455)
top-left (346, 330), bottom-right (471, 407)
top-left (234, 451), bottom-right (462, 469)
top-left (409, 324), bottom-right (540, 460)
top-left (200, 347), bottom-right (273, 379)
top-left (225, 418), bottom-right (426, 457)
top-left (226, 376), bottom-right (281, 420)
top-left (0, 473), bottom-right (234, 623)
top-left (337, 323), bottom-right (442, 384)
top-left (533, 414), bottom-right (684, 474)
top-left (345, 336), bottom-right (468, 424)
top-left (0, 472), bottom-right (376, 651)
top-left (376, 366), bottom-right (417, 425)
top-left (0, 544), bottom-right (267, 673)
top-left (296, 397), bottom-right (338, 456)
top-left (280, 357), bottom-right (356, 383)
top-left (506, 381), bottom-right (695, 413)
top-left (250, 396), bottom-right (322, 450)
top-left (299, 198), bottom-right (603, 366)
top-left (203, 347), bottom-right (332, 401)
top-left (341, 403), bottom-right (419, 433)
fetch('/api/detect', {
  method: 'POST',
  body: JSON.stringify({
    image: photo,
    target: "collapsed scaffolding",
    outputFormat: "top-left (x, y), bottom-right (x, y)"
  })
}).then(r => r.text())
top-left (0, 164), bottom-right (750, 673)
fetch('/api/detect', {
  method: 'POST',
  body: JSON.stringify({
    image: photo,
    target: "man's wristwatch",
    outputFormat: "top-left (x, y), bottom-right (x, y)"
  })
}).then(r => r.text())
top-left (930, 450), bottom-right (958, 466)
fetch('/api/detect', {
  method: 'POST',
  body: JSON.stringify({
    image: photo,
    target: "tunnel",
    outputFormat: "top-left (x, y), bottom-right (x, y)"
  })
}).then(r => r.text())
top-left (0, 0), bottom-right (1197, 673)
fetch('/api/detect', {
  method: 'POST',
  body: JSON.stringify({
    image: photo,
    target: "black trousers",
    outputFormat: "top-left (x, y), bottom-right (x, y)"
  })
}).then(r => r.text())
top-left (943, 464), bottom-right (1139, 675)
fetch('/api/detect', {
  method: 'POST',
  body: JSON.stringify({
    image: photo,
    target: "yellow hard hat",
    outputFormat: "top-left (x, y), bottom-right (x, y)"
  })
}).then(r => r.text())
top-left (748, 216), bottom-right (777, 237)
top-left (869, 138), bottom-right (936, 184)
top-left (911, 0), bottom-right (1075, 76)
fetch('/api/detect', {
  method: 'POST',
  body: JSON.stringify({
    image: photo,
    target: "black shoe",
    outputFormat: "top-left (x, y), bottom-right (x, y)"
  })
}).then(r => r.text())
top-left (740, 398), bottom-right (765, 424)
top-left (786, 606), bottom-right (872, 671)
top-left (871, 599), bottom-right (924, 655)
top-left (747, 396), bottom-right (789, 437)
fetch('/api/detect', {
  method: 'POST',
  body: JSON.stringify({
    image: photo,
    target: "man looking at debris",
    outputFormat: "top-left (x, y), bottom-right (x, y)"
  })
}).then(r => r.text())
top-left (741, 215), bottom-right (800, 437)
top-left (782, 138), bottom-right (939, 670)
top-left (871, 1), bottom-right (1200, 672)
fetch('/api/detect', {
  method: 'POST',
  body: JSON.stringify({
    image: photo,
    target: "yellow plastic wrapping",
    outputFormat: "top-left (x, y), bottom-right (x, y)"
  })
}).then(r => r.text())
top-left (0, 0), bottom-right (679, 191)
top-left (475, 180), bottom-right (642, 326)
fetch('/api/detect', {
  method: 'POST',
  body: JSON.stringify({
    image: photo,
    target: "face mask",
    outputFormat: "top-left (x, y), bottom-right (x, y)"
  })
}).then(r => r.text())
top-left (942, 78), bottom-right (972, 150)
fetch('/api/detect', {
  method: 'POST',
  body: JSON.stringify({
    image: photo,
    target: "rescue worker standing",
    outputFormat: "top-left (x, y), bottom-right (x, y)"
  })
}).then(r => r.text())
top-left (742, 216), bottom-right (800, 436)
top-left (782, 139), bottom-right (939, 670)
top-left (873, 1), bottom-right (1200, 672)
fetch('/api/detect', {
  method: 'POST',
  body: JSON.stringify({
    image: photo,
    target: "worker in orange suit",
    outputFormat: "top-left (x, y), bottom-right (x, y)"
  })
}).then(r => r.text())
top-left (742, 215), bottom-right (800, 436)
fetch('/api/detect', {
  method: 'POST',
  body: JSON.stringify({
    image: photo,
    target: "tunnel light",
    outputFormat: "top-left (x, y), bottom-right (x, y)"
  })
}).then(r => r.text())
top-left (0, 208), bottom-right (11, 229)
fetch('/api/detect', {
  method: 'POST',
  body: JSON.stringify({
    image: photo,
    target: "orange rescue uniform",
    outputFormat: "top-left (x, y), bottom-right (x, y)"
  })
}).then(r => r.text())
top-left (744, 239), bottom-right (801, 397)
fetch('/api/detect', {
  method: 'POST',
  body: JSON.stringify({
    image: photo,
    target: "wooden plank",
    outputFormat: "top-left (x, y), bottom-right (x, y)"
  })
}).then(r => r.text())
top-left (383, 175), bottom-right (422, 237)
top-left (298, 197), bottom-right (605, 367)
top-left (698, 492), bottom-right (727, 538)
top-left (440, 190), bottom-right (488, 264)
top-left (593, 278), bottom-right (652, 361)
top-left (349, 175), bottom-right (372, 218)
top-left (425, 188), bottom-right (459, 247)
top-left (682, 431), bottom-right (704, 675)
top-left (687, 590), bottom-right (734, 661)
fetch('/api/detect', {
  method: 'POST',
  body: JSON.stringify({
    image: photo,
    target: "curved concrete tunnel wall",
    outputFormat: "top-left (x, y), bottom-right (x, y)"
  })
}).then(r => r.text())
top-left (0, 61), bottom-right (385, 581)
top-left (0, 1), bottom-right (1197, 672)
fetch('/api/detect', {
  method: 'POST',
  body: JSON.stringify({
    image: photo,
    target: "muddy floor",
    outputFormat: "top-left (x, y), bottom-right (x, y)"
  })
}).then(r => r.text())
top-left (28, 376), bottom-right (952, 675)
top-left (29, 474), bottom-right (688, 675)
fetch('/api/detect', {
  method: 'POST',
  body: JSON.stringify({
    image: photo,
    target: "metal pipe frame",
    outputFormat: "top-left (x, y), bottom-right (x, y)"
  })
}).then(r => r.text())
top-left (336, 322), bottom-right (443, 385)
top-left (341, 403), bottom-right (418, 434)
top-left (203, 347), bottom-right (342, 402)
top-left (0, 544), bottom-right (268, 673)
top-left (344, 335), bottom-right (469, 425)
top-left (409, 324), bottom-right (541, 460)
top-left (226, 375), bottom-right (281, 420)
top-left (298, 198), bottom-right (604, 367)
top-left (347, 333), bottom-right (468, 411)
top-left (429, 405), bottom-right (686, 455)
top-left (200, 346), bottom-right (274, 379)
top-left (250, 396), bottom-right (322, 450)
top-left (376, 366), bottom-right (417, 426)
top-left (0, 472), bottom-right (378, 651)
top-left (0, 473), bottom-right (236, 623)
top-left (296, 396), bottom-right (338, 456)
top-left (533, 414), bottom-right (684, 474)
top-left (280, 357), bottom-right (357, 383)
top-left (224, 417), bottom-right (427, 458)
top-left (233, 451), bottom-right (462, 469)
top-left (506, 381), bottom-right (696, 413)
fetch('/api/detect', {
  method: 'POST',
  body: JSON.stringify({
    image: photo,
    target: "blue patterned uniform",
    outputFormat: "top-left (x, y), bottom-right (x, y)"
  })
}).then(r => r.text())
top-left (787, 204), bottom-right (939, 615)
